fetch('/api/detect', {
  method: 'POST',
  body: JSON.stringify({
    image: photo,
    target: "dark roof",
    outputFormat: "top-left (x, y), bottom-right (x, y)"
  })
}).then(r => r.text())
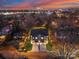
top-left (31, 29), bottom-right (48, 37)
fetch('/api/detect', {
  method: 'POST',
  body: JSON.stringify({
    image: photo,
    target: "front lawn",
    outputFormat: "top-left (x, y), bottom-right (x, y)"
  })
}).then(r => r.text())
top-left (46, 41), bottom-right (52, 51)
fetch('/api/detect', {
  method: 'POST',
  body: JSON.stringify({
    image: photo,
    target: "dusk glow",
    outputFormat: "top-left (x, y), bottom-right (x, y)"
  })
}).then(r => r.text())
top-left (0, 0), bottom-right (79, 9)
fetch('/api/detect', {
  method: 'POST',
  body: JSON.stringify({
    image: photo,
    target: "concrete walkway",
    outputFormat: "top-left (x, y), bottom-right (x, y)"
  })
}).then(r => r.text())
top-left (31, 43), bottom-right (47, 52)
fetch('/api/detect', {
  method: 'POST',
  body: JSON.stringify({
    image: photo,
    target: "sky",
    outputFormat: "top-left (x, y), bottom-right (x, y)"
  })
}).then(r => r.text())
top-left (0, 0), bottom-right (79, 9)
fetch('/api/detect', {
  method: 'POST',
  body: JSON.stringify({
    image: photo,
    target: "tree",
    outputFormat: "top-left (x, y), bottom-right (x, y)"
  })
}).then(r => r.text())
top-left (49, 31), bottom-right (79, 59)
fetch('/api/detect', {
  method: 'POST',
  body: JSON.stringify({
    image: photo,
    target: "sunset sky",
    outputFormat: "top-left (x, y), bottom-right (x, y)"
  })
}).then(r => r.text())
top-left (0, 0), bottom-right (79, 9)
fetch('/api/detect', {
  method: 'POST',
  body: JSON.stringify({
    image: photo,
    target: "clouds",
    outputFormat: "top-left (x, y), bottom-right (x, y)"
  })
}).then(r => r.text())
top-left (0, 0), bottom-right (63, 6)
top-left (35, 0), bottom-right (79, 8)
top-left (0, 0), bottom-right (26, 6)
top-left (0, 0), bottom-right (79, 9)
top-left (61, 2), bottom-right (79, 8)
top-left (65, 0), bottom-right (79, 2)
top-left (0, 0), bottom-right (64, 9)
